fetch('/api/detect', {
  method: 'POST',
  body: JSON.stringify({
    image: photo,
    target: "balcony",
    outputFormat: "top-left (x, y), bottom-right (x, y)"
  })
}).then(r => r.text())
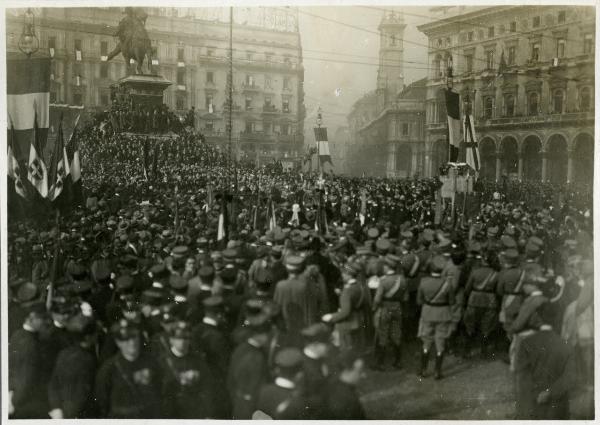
top-left (242, 83), bottom-right (261, 92)
top-left (478, 111), bottom-right (594, 127)
top-left (262, 104), bottom-right (278, 113)
top-left (425, 122), bottom-right (446, 132)
top-left (277, 134), bottom-right (296, 143)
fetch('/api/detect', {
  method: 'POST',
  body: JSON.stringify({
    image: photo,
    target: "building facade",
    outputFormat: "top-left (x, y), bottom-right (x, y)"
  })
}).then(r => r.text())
top-left (418, 5), bottom-right (595, 183)
top-left (6, 7), bottom-right (306, 162)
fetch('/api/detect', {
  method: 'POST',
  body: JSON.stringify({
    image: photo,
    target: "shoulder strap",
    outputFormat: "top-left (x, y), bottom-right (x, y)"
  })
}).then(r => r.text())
top-left (475, 270), bottom-right (497, 291)
top-left (426, 278), bottom-right (450, 305)
top-left (385, 276), bottom-right (404, 298)
top-left (514, 270), bottom-right (526, 294)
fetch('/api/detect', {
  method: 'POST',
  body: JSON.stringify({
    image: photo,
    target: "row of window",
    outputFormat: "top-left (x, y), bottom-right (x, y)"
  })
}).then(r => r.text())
top-left (201, 95), bottom-right (291, 112)
top-left (47, 36), bottom-right (297, 67)
top-left (434, 33), bottom-right (593, 77)
top-left (442, 10), bottom-right (568, 47)
top-left (480, 87), bottom-right (592, 119)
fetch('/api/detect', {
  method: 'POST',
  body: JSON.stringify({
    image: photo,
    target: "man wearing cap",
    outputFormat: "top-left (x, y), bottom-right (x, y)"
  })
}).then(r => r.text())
top-left (47, 315), bottom-right (98, 419)
top-left (372, 254), bottom-right (407, 370)
top-left (464, 251), bottom-right (500, 358)
top-left (417, 255), bottom-right (455, 379)
top-left (227, 310), bottom-right (271, 419)
top-left (95, 319), bottom-right (163, 418)
top-left (9, 304), bottom-right (52, 418)
top-left (322, 261), bottom-right (371, 353)
top-left (274, 255), bottom-right (328, 343)
top-left (497, 248), bottom-right (526, 342)
top-left (323, 350), bottom-right (367, 419)
top-left (254, 347), bottom-right (306, 419)
top-left (157, 321), bottom-right (218, 418)
top-left (512, 304), bottom-right (576, 419)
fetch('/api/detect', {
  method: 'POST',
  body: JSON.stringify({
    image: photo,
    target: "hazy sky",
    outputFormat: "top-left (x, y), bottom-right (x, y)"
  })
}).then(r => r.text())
top-left (298, 6), bottom-right (430, 137)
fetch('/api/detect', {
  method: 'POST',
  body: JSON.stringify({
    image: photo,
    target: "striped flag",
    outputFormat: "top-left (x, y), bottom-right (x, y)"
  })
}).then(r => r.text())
top-left (217, 195), bottom-right (228, 242)
top-left (445, 89), bottom-right (461, 162)
top-left (314, 127), bottom-right (332, 166)
top-left (464, 114), bottom-right (480, 174)
top-left (7, 118), bottom-right (27, 199)
top-left (48, 120), bottom-right (71, 203)
top-left (67, 114), bottom-right (83, 205)
top-left (268, 200), bottom-right (277, 231)
top-left (7, 55), bottom-right (51, 163)
top-left (27, 115), bottom-right (49, 197)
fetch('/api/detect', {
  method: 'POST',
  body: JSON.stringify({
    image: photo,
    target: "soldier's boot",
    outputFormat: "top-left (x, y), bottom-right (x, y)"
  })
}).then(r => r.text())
top-left (434, 351), bottom-right (445, 380)
top-left (418, 349), bottom-right (429, 377)
top-left (392, 345), bottom-right (402, 369)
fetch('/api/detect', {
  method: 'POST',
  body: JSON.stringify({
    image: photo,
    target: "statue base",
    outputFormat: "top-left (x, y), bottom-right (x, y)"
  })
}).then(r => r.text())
top-left (111, 74), bottom-right (172, 109)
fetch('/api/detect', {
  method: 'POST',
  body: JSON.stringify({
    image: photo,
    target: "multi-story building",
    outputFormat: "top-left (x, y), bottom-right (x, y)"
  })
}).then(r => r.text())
top-left (6, 7), bottom-right (306, 162)
top-left (347, 11), bottom-right (427, 178)
top-left (418, 5), bottom-right (594, 183)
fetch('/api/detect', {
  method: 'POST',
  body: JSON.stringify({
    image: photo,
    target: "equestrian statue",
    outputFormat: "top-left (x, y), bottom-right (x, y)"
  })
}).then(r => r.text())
top-left (106, 7), bottom-right (153, 75)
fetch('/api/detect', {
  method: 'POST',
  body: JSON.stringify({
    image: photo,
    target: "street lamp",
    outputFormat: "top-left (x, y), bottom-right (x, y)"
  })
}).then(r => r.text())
top-left (18, 8), bottom-right (40, 57)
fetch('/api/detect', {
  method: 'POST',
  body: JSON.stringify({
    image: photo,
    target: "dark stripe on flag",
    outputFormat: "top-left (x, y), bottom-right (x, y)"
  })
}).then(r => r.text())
top-left (11, 128), bottom-right (48, 163)
top-left (314, 127), bottom-right (328, 141)
top-left (7, 56), bottom-right (51, 95)
top-left (445, 90), bottom-right (460, 120)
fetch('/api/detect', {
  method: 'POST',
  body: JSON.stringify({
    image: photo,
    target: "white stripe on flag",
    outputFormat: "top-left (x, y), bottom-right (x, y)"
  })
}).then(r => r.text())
top-left (7, 93), bottom-right (50, 129)
top-left (217, 213), bottom-right (225, 241)
top-left (447, 116), bottom-right (461, 148)
top-left (318, 141), bottom-right (330, 156)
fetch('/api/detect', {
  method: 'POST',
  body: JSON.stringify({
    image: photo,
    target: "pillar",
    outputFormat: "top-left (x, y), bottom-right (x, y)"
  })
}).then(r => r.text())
top-left (517, 155), bottom-right (523, 181)
top-left (387, 143), bottom-right (396, 177)
top-left (495, 154), bottom-right (501, 182)
top-left (541, 153), bottom-right (547, 181)
top-left (567, 150), bottom-right (574, 183)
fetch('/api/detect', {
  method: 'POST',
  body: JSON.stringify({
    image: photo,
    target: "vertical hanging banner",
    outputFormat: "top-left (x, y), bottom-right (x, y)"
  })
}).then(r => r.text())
top-left (7, 54), bottom-right (51, 163)
top-left (464, 114), bottom-right (480, 175)
top-left (314, 127), bottom-right (332, 166)
top-left (445, 89), bottom-right (461, 163)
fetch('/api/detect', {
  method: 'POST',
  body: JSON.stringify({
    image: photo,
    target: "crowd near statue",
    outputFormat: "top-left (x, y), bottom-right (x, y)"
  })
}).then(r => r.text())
top-left (7, 117), bottom-right (594, 420)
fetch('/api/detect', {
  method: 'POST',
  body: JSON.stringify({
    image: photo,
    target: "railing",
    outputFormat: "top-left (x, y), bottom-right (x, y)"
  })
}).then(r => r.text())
top-left (481, 111), bottom-right (594, 126)
top-left (242, 83), bottom-right (261, 91)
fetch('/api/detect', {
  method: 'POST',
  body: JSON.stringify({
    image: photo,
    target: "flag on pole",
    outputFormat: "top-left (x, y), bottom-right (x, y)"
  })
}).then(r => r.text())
top-left (464, 114), bottom-right (480, 174)
top-left (217, 195), bottom-right (229, 242)
top-left (268, 200), bottom-right (277, 231)
top-left (27, 115), bottom-right (49, 198)
top-left (67, 114), bottom-right (83, 205)
top-left (7, 55), bottom-right (51, 163)
top-left (48, 119), bottom-right (71, 205)
top-left (142, 137), bottom-right (150, 181)
top-left (445, 89), bottom-right (461, 162)
top-left (7, 117), bottom-right (27, 199)
top-left (314, 127), bottom-right (332, 166)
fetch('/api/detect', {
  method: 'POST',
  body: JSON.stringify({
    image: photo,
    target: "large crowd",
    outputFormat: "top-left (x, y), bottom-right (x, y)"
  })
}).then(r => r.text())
top-left (7, 125), bottom-right (594, 419)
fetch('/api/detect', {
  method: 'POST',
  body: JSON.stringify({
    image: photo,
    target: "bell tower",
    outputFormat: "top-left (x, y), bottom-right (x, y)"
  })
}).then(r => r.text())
top-left (376, 10), bottom-right (406, 112)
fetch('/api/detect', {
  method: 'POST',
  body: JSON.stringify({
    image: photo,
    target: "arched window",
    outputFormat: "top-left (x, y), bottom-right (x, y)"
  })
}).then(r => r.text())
top-left (483, 96), bottom-right (494, 119)
top-left (528, 92), bottom-right (539, 116)
top-left (504, 93), bottom-right (515, 117)
top-left (433, 55), bottom-right (442, 78)
top-left (552, 89), bottom-right (564, 114)
top-left (580, 86), bottom-right (591, 111)
top-left (444, 54), bottom-right (452, 75)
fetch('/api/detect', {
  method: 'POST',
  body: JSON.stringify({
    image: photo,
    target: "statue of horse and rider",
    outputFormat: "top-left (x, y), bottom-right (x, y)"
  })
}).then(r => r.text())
top-left (106, 7), bottom-right (153, 75)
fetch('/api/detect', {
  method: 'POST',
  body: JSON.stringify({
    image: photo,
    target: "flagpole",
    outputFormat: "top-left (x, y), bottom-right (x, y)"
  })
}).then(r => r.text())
top-left (46, 208), bottom-right (60, 311)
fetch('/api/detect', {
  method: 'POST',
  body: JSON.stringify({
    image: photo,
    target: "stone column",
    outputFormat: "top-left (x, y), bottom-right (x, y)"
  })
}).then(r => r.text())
top-left (517, 155), bottom-right (523, 181)
top-left (567, 149), bottom-right (574, 183)
top-left (495, 153), bottom-right (501, 182)
top-left (541, 152), bottom-right (547, 181)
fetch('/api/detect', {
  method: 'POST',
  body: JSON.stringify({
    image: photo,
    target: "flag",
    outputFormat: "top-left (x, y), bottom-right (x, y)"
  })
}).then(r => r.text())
top-left (67, 114), bottom-right (83, 205)
top-left (464, 114), bottom-right (480, 174)
top-left (498, 50), bottom-right (507, 76)
top-left (268, 200), bottom-right (277, 231)
top-left (142, 137), bottom-right (150, 181)
top-left (7, 118), bottom-right (27, 199)
top-left (27, 115), bottom-right (49, 197)
top-left (314, 127), bottom-right (332, 166)
top-left (445, 89), bottom-right (461, 162)
top-left (48, 120), bottom-right (71, 205)
top-left (217, 195), bottom-right (228, 241)
top-left (7, 55), bottom-right (51, 163)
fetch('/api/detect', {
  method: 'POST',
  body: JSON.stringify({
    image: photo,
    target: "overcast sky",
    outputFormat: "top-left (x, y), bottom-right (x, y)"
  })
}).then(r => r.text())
top-left (298, 6), bottom-right (430, 138)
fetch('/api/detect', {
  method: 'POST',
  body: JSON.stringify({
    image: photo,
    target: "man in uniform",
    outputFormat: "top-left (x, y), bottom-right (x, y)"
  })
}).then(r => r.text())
top-left (9, 304), bottom-right (51, 418)
top-left (95, 319), bottom-right (163, 418)
top-left (463, 251), bottom-right (500, 358)
top-left (417, 255), bottom-right (455, 379)
top-left (157, 321), bottom-right (218, 418)
top-left (324, 350), bottom-right (367, 419)
top-left (47, 315), bottom-right (98, 418)
top-left (497, 248), bottom-right (525, 353)
top-left (372, 254), bottom-right (407, 370)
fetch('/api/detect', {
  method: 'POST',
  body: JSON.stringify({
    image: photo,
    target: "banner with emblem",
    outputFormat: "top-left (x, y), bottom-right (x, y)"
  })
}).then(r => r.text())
top-left (48, 120), bottom-right (71, 204)
top-left (27, 115), bottom-right (49, 198)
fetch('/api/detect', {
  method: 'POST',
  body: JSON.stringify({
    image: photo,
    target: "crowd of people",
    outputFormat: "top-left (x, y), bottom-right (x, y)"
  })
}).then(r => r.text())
top-left (99, 97), bottom-right (185, 134)
top-left (7, 125), bottom-right (594, 419)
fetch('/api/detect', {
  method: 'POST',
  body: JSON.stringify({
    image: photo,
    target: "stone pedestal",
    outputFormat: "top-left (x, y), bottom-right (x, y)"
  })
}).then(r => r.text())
top-left (111, 74), bottom-right (172, 109)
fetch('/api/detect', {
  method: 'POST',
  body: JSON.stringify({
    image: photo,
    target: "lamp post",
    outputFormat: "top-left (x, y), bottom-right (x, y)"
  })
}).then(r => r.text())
top-left (18, 8), bottom-right (40, 57)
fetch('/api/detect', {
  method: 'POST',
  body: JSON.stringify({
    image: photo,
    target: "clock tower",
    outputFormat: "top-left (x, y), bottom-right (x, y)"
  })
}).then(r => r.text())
top-left (376, 10), bottom-right (406, 113)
